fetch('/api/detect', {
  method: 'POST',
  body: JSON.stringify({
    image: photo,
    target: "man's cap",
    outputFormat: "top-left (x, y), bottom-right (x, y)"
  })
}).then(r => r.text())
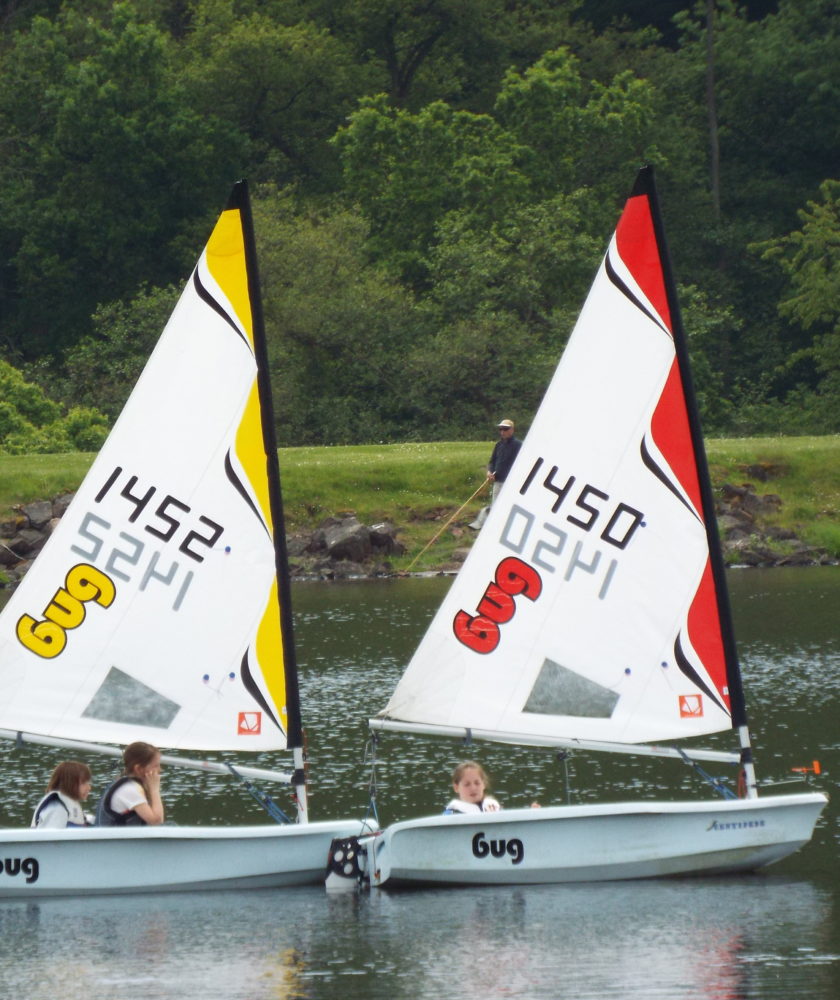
top-left (497, 419), bottom-right (514, 428)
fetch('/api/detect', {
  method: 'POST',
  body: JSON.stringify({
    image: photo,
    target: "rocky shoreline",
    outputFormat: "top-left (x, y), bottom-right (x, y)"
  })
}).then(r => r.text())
top-left (0, 502), bottom-right (408, 588)
top-left (0, 480), bottom-right (834, 590)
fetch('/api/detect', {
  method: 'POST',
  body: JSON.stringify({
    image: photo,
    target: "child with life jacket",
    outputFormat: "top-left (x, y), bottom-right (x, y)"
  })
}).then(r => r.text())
top-left (95, 741), bottom-right (165, 826)
top-left (31, 761), bottom-right (93, 828)
top-left (443, 761), bottom-right (501, 814)
top-left (443, 759), bottom-right (541, 814)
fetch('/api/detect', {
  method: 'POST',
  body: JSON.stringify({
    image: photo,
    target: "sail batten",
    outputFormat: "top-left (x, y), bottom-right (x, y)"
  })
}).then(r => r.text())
top-left (0, 181), bottom-right (298, 754)
top-left (380, 166), bottom-right (743, 750)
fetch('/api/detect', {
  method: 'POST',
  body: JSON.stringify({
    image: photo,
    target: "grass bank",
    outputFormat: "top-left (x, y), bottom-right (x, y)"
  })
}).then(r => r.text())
top-left (2, 436), bottom-right (839, 573)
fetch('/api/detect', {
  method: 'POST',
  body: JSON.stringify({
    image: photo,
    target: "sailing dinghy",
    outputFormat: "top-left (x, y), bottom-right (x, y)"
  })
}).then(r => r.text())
top-left (0, 182), bottom-right (373, 896)
top-left (355, 167), bottom-right (827, 887)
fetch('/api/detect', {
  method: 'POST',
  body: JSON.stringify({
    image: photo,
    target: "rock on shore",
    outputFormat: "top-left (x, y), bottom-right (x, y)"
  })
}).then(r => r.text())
top-left (717, 481), bottom-right (832, 567)
top-left (0, 494), bottom-right (73, 587)
top-left (286, 513), bottom-right (404, 579)
top-left (0, 503), bottom-right (404, 587)
top-left (0, 482), bottom-right (832, 590)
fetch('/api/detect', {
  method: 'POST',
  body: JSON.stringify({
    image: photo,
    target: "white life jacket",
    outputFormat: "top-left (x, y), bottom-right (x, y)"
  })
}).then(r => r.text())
top-left (443, 795), bottom-right (501, 815)
top-left (31, 790), bottom-right (88, 828)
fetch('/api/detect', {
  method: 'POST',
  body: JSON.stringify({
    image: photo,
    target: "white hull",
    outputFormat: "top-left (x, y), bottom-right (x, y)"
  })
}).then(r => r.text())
top-left (0, 819), bottom-right (375, 897)
top-left (366, 793), bottom-right (826, 887)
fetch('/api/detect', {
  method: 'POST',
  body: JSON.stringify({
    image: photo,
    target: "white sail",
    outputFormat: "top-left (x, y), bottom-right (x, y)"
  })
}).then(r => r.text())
top-left (379, 171), bottom-right (736, 747)
top-left (0, 187), bottom-right (296, 752)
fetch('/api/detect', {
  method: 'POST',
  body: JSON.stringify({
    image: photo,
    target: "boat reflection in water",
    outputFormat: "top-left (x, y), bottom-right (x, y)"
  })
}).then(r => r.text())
top-left (0, 564), bottom-right (837, 998)
top-left (0, 876), bottom-right (834, 1000)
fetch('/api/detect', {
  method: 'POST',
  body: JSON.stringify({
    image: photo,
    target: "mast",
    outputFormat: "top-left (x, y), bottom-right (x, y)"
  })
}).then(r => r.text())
top-left (232, 181), bottom-right (309, 820)
top-left (641, 166), bottom-right (757, 797)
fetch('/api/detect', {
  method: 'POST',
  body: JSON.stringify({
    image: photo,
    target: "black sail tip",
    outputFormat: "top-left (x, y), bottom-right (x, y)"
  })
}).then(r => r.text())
top-left (225, 180), bottom-right (249, 212)
top-left (629, 164), bottom-right (655, 200)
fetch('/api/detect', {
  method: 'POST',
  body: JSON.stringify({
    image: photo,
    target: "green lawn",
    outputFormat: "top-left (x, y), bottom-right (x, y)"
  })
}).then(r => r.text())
top-left (2, 435), bottom-right (839, 573)
top-left (706, 435), bottom-right (840, 558)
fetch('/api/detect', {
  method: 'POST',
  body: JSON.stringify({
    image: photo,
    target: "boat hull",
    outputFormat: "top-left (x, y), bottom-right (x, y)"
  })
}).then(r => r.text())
top-left (0, 819), bottom-right (376, 897)
top-left (367, 793), bottom-right (827, 887)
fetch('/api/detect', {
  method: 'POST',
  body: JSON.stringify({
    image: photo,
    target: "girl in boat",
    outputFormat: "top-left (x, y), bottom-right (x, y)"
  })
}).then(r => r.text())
top-left (443, 761), bottom-right (501, 814)
top-left (31, 760), bottom-right (93, 828)
top-left (95, 741), bottom-right (165, 826)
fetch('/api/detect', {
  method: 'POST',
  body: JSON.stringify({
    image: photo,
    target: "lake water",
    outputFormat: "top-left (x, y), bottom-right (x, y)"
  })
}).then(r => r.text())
top-left (0, 567), bottom-right (837, 1000)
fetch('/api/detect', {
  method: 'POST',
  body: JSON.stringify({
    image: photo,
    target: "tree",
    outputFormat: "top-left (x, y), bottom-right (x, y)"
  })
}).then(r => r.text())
top-left (332, 48), bottom-right (667, 433)
top-left (757, 180), bottom-right (840, 431)
top-left (0, 2), bottom-right (245, 358)
top-left (334, 48), bottom-right (660, 282)
top-left (494, 47), bottom-right (660, 211)
top-left (180, 1), bottom-right (368, 191)
top-left (0, 359), bottom-right (109, 453)
top-left (55, 284), bottom-right (181, 421)
top-left (252, 189), bottom-right (428, 444)
top-left (333, 96), bottom-right (531, 283)
top-left (300, 0), bottom-right (584, 111)
top-left (643, 0), bottom-right (840, 408)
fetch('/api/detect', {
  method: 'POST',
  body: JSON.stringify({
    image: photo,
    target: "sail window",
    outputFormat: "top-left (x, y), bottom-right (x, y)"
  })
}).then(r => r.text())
top-left (82, 666), bottom-right (180, 728)
top-left (523, 659), bottom-right (619, 718)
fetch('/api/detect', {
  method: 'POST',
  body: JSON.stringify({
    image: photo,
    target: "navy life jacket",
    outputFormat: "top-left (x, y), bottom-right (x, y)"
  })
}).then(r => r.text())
top-left (95, 776), bottom-right (148, 827)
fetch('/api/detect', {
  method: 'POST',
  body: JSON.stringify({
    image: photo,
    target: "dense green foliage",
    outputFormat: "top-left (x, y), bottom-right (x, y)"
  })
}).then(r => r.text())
top-left (1, 0), bottom-right (839, 447)
top-left (0, 361), bottom-right (108, 454)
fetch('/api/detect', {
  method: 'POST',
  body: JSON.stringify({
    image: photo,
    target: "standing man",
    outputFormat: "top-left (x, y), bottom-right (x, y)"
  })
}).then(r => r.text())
top-left (470, 418), bottom-right (522, 529)
top-left (487, 418), bottom-right (521, 502)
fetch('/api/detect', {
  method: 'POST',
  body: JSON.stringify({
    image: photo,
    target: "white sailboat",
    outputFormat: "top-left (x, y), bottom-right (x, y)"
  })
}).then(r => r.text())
top-left (0, 182), bottom-right (373, 896)
top-left (356, 167), bottom-right (827, 887)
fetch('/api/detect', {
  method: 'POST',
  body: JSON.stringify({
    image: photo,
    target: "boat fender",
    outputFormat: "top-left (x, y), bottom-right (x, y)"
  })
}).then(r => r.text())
top-left (325, 836), bottom-right (365, 892)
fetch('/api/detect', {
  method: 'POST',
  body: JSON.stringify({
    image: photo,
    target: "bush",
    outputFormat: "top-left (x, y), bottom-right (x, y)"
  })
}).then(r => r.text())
top-left (0, 360), bottom-right (110, 454)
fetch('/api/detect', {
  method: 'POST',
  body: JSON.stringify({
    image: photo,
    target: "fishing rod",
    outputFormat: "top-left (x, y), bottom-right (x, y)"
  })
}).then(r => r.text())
top-left (405, 479), bottom-right (489, 572)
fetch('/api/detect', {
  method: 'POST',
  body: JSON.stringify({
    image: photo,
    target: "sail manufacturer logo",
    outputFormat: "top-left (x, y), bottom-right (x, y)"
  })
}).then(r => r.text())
top-left (679, 694), bottom-right (703, 717)
top-left (237, 711), bottom-right (262, 735)
top-left (16, 563), bottom-right (116, 659)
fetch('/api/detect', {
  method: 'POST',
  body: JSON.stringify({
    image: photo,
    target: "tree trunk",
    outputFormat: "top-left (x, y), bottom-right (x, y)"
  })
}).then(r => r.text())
top-left (706, 0), bottom-right (721, 222)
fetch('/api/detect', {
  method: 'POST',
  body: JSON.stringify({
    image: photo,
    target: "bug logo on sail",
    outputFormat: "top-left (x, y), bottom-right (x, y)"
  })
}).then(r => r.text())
top-left (453, 556), bottom-right (542, 654)
top-left (16, 563), bottom-right (116, 659)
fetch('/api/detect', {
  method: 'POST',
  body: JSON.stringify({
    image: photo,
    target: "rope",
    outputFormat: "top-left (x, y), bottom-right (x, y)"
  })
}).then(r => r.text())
top-left (676, 748), bottom-right (737, 800)
top-left (362, 734), bottom-right (380, 826)
top-left (225, 763), bottom-right (293, 824)
top-left (405, 479), bottom-right (489, 572)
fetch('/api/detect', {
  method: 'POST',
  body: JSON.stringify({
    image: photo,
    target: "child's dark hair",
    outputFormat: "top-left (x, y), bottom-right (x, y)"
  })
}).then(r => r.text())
top-left (47, 760), bottom-right (91, 798)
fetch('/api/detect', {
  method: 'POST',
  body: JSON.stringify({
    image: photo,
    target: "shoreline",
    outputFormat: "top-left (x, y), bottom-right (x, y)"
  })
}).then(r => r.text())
top-left (1, 481), bottom-right (836, 591)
